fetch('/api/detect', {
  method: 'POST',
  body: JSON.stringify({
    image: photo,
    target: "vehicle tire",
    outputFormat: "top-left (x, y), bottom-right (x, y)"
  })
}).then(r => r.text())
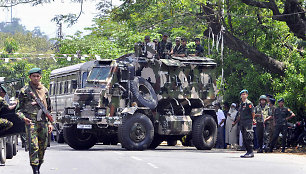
top-left (63, 125), bottom-right (97, 150)
top-left (148, 135), bottom-right (162, 149)
top-left (167, 140), bottom-right (177, 146)
top-left (57, 130), bottom-right (65, 144)
top-left (6, 136), bottom-right (13, 159)
top-left (192, 115), bottom-right (217, 150)
top-left (13, 135), bottom-right (18, 156)
top-left (118, 113), bottom-right (154, 150)
top-left (298, 132), bottom-right (306, 146)
top-left (0, 138), bottom-right (6, 165)
top-left (130, 77), bottom-right (158, 109)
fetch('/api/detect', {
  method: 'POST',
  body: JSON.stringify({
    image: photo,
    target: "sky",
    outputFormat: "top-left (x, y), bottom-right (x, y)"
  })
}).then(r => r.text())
top-left (0, 0), bottom-right (123, 38)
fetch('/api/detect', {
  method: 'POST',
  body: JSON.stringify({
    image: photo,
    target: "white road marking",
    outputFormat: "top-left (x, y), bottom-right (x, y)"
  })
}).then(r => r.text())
top-left (131, 156), bottom-right (143, 161)
top-left (113, 151), bottom-right (123, 155)
top-left (147, 162), bottom-right (158, 169)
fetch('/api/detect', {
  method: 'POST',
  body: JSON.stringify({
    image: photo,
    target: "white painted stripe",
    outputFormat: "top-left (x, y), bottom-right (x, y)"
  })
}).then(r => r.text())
top-left (113, 151), bottom-right (123, 155)
top-left (131, 156), bottom-right (142, 161)
top-left (147, 162), bottom-right (158, 169)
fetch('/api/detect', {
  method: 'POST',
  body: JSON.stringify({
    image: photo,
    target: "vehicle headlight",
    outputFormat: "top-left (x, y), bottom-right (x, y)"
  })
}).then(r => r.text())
top-left (96, 108), bottom-right (106, 116)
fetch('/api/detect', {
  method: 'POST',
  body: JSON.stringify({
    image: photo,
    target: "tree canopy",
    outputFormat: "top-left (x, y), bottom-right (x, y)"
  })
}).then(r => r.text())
top-left (0, 0), bottom-right (305, 120)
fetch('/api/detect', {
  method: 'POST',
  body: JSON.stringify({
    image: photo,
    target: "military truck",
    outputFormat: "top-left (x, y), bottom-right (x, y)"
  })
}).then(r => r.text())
top-left (62, 50), bottom-right (218, 150)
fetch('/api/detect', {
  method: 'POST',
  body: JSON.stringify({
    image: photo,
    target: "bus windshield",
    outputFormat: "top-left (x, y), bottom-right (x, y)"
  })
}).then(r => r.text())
top-left (87, 67), bottom-right (111, 81)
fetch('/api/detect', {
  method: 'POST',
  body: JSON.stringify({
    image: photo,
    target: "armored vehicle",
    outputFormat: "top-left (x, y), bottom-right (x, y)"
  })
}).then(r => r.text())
top-left (62, 50), bottom-right (218, 150)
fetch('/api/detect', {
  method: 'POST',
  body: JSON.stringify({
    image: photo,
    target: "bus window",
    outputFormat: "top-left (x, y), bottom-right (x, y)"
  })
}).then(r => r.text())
top-left (60, 82), bottom-right (63, 94)
top-left (82, 72), bottom-right (88, 88)
top-left (64, 81), bottom-right (68, 94)
top-left (49, 84), bottom-right (53, 95)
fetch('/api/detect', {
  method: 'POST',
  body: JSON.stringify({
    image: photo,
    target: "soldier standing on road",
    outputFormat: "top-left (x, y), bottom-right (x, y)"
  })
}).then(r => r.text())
top-left (0, 85), bottom-right (16, 133)
top-left (265, 98), bottom-right (275, 151)
top-left (17, 68), bottom-right (53, 174)
top-left (157, 33), bottom-right (172, 59)
top-left (254, 95), bottom-right (269, 153)
top-left (269, 98), bottom-right (295, 153)
top-left (233, 89), bottom-right (255, 158)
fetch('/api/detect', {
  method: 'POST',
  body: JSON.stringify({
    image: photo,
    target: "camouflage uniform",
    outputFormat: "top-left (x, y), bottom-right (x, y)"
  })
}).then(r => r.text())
top-left (177, 45), bottom-right (188, 57)
top-left (157, 40), bottom-right (172, 59)
top-left (0, 96), bottom-right (13, 133)
top-left (18, 82), bottom-right (51, 166)
top-left (265, 104), bottom-right (275, 148)
top-left (254, 104), bottom-right (269, 151)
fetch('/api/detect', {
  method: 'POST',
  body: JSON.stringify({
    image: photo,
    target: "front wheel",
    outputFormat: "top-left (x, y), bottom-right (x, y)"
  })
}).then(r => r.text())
top-left (118, 113), bottom-right (154, 150)
top-left (0, 138), bottom-right (6, 165)
top-left (63, 125), bottom-right (97, 150)
top-left (6, 136), bottom-right (13, 159)
top-left (192, 115), bottom-right (217, 150)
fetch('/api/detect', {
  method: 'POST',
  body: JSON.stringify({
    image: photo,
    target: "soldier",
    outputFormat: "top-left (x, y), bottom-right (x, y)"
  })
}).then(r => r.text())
top-left (233, 89), bottom-right (255, 158)
top-left (157, 33), bottom-right (172, 59)
top-left (176, 38), bottom-right (188, 57)
top-left (171, 37), bottom-right (181, 55)
top-left (265, 97), bottom-right (275, 152)
top-left (0, 85), bottom-right (16, 133)
top-left (269, 98), bottom-right (295, 153)
top-left (254, 95), bottom-right (269, 153)
top-left (17, 68), bottom-right (53, 174)
top-left (194, 38), bottom-right (204, 57)
top-left (142, 36), bottom-right (155, 58)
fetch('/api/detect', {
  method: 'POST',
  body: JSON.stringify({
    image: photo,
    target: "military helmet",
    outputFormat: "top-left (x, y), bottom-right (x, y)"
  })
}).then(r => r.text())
top-left (259, 95), bottom-right (267, 101)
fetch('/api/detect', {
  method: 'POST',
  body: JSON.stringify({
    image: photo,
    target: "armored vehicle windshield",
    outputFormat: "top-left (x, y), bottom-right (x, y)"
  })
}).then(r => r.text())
top-left (87, 67), bottom-right (111, 81)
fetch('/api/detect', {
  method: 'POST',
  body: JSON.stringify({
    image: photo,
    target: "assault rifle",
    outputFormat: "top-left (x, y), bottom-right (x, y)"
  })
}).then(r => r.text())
top-left (29, 91), bottom-right (60, 134)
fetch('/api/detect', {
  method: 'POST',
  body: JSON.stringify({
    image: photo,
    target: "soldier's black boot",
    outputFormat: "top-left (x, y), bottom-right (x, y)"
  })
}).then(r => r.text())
top-left (257, 148), bottom-right (263, 153)
top-left (31, 165), bottom-right (39, 174)
top-left (38, 164), bottom-right (41, 174)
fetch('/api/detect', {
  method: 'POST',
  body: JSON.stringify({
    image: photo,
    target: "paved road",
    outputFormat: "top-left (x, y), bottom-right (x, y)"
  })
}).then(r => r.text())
top-left (1, 142), bottom-right (305, 174)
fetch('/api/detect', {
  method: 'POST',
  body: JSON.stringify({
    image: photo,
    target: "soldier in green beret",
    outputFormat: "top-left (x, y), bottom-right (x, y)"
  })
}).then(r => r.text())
top-left (17, 68), bottom-right (53, 174)
top-left (0, 85), bottom-right (16, 133)
top-left (233, 89), bottom-right (255, 158)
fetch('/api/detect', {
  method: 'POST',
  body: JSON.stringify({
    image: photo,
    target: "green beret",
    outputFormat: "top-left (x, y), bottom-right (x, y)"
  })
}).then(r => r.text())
top-left (28, 68), bottom-right (42, 75)
top-left (240, 89), bottom-right (248, 95)
top-left (0, 85), bottom-right (7, 93)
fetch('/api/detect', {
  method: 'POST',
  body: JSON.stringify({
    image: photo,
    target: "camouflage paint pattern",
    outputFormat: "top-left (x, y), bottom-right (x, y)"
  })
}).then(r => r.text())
top-left (254, 104), bottom-right (269, 123)
top-left (0, 96), bottom-right (13, 132)
top-left (26, 122), bottom-right (48, 166)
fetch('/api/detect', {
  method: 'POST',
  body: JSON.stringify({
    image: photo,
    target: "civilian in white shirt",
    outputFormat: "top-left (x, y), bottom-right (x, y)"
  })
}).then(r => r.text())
top-left (215, 103), bottom-right (226, 148)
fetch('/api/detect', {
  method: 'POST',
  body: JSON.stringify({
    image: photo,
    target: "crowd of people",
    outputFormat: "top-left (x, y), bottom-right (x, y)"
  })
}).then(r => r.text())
top-left (214, 90), bottom-right (296, 158)
top-left (140, 33), bottom-right (204, 59)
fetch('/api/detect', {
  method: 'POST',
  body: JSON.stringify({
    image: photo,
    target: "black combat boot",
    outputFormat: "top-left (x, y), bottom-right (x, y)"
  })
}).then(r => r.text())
top-left (31, 165), bottom-right (39, 174)
top-left (257, 148), bottom-right (263, 153)
top-left (38, 164), bottom-right (41, 174)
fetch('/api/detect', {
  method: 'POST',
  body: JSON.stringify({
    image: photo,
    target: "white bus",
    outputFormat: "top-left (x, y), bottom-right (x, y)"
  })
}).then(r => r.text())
top-left (49, 61), bottom-right (95, 143)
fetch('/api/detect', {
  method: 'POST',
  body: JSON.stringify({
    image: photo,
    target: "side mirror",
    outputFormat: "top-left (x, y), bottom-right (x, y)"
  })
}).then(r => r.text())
top-left (71, 80), bottom-right (78, 89)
